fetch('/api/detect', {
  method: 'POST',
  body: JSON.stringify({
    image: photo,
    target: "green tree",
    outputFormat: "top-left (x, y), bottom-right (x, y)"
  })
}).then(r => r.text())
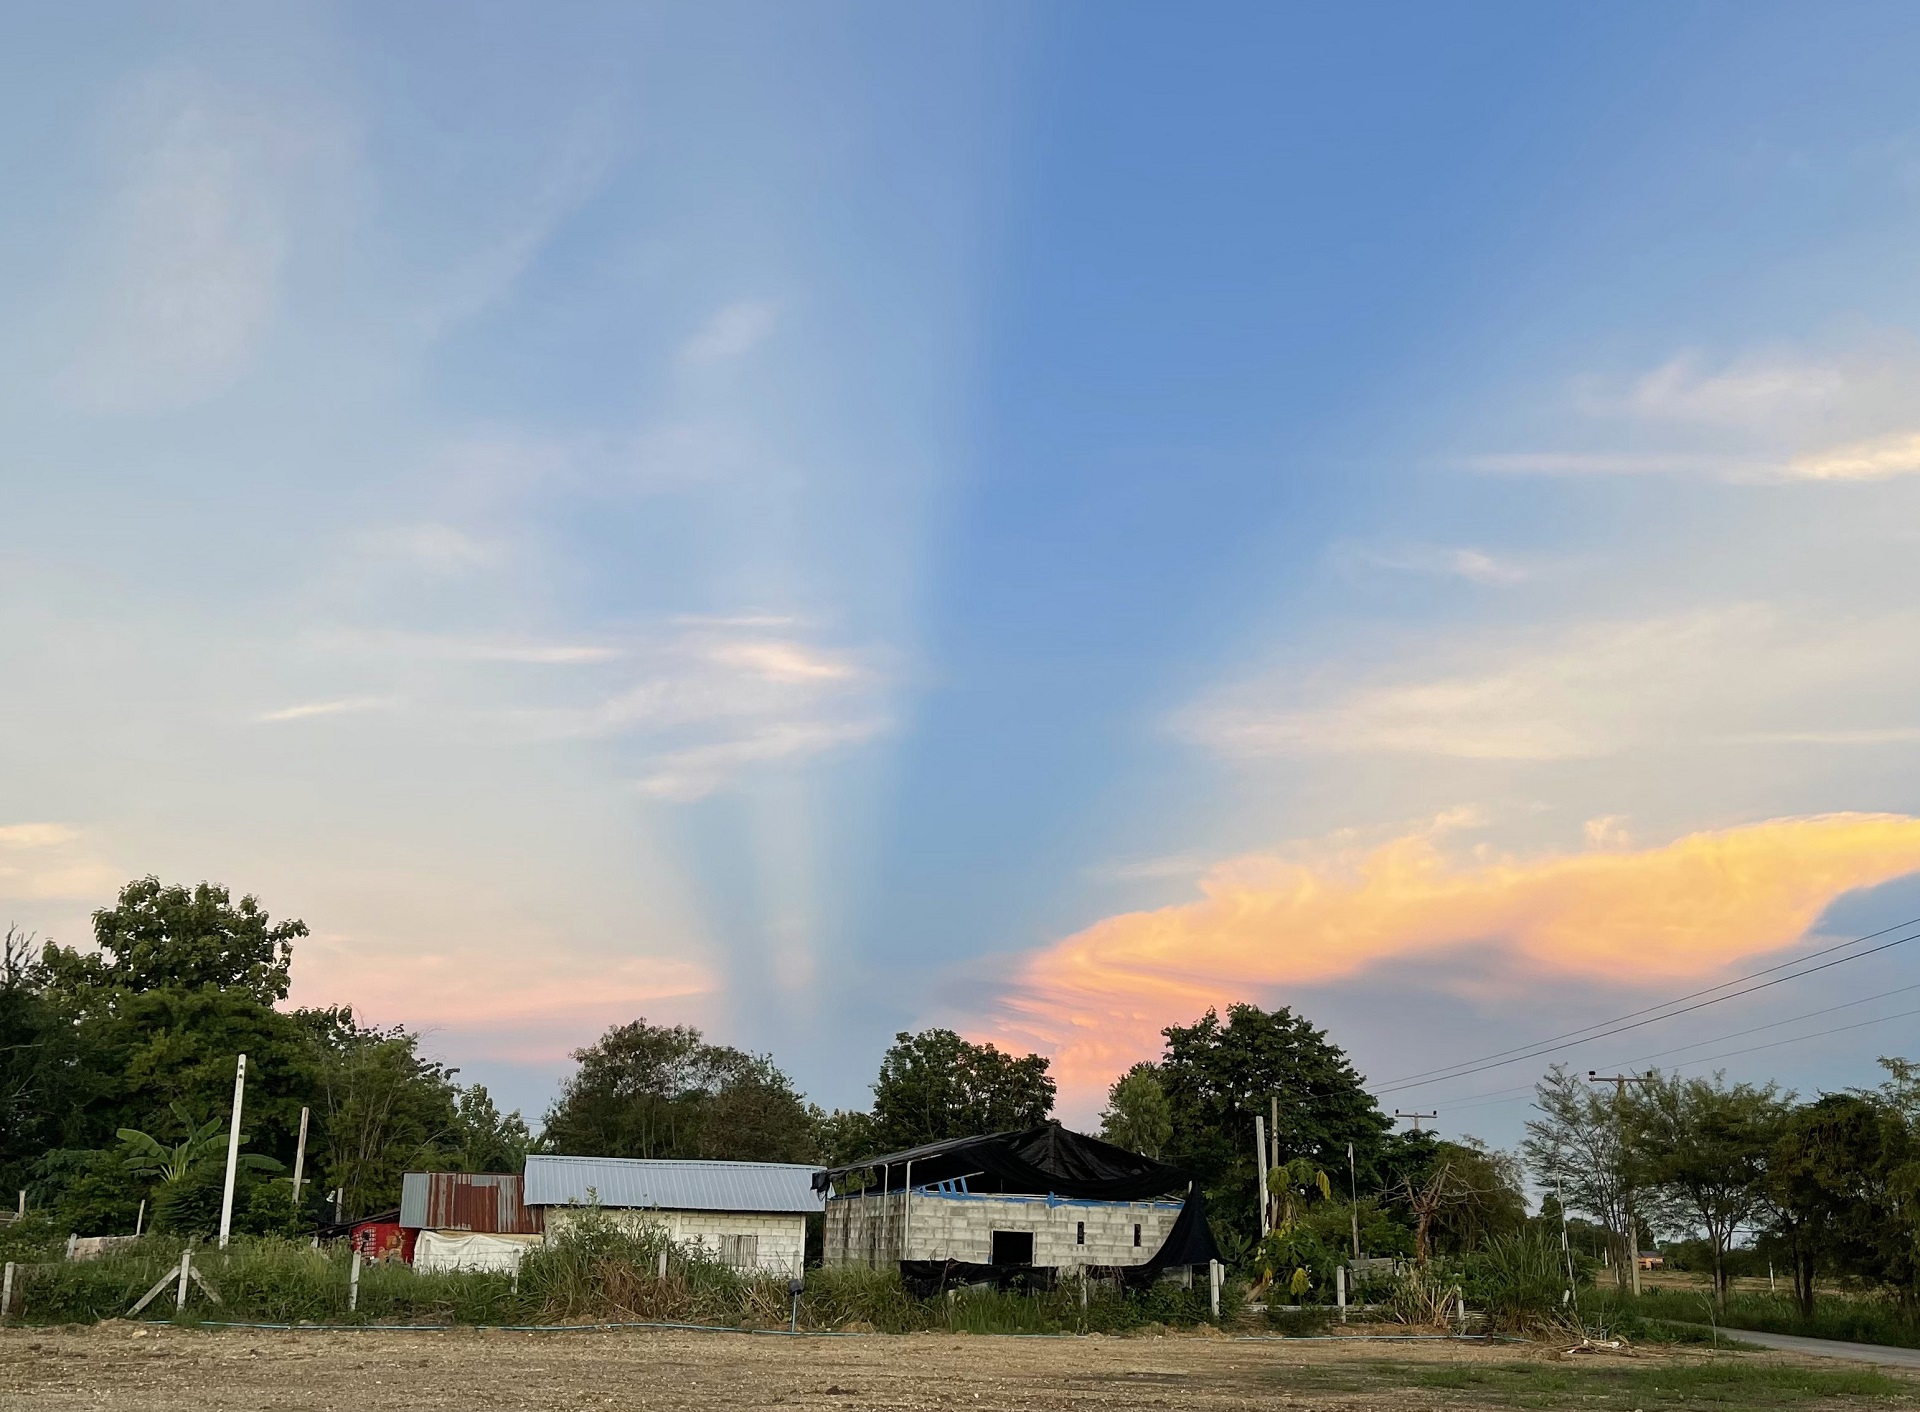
top-left (1422, 1137), bottom-right (1527, 1256)
top-left (1154, 1004), bottom-right (1396, 1245)
top-left (1524, 1066), bottom-right (1639, 1290)
top-left (1629, 1072), bottom-right (1787, 1309)
top-left (1764, 1094), bottom-right (1890, 1317)
top-left (1100, 1063), bottom-right (1173, 1158)
top-left (813, 1107), bottom-right (880, 1166)
top-left (1, 927), bottom-right (101, 1197)
top-left (315, 1018), bottom-right (461, 1218)
top-left (867, 1029), bottom-right (1055, 1151)
top-left (48, 878), bottom-right (305, 1003)
top-left (445, 1084), bottom-right (533, 1172)
top-left (542, 1018), bottom-right (819, 1163)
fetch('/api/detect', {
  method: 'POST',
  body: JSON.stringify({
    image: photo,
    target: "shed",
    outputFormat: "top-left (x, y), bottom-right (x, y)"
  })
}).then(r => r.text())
top-left (815, 1122), bottom-right (1219, 1290)
top-left (523, 1155), bottom-right (823, 1277)
top-left (399, 1172), bottom-right (544, 1274)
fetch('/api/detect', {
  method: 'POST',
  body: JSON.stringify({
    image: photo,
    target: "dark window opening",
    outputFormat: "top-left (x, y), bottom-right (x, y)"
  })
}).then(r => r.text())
top-left (1133, 1224), bottom-right (1142, 1247)
top-left (1076, 1221), bottom-right (1085, 1245)
top-left (990, 1230), bottom-right (1035, 1266)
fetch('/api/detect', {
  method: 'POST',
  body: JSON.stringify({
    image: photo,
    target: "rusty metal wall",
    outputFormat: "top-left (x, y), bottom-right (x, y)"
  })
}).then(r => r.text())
top-left (416, 1172), bottom-right (543, 1234)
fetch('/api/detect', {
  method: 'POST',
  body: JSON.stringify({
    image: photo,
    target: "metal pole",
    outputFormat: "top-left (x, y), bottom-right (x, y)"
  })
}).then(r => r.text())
top-left (1348, 1143), bottom-right (1360, 1259)
top-left (291, 1106), bottom-right (310, 1210)
top-left (217, 1053), bottom-right (247, 1250)
top-left (1253, 1116), bottom-right (1269, 1237)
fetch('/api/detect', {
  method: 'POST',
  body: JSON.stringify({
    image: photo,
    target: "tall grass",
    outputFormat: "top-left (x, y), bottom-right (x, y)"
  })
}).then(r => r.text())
top-left (1598, 1286), bottom-right (1920, 1350)
top-left (2, 1217), bottom-right (1228, 1334)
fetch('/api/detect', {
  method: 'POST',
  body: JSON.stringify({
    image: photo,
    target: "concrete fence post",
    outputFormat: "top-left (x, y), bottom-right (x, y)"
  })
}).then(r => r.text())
top-left (348, 1248), bottom-right (362, 1313)
top-left (175, 1250), bottom-right (192, 1311)
top-left (1208, 1259), bottom-right (1221, 1320)
top-left (2, 1260), bottom-right (14, 1322)
top-left (1336, 1263), bottom-right (1347, 1323)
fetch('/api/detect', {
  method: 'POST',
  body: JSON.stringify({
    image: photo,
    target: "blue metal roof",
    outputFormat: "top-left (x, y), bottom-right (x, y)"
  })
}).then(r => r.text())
top-left (522, 1156), bottom-right (824, 1214)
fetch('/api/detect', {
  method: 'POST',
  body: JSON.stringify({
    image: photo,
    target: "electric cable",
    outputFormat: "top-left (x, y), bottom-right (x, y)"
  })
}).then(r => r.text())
top-left (1370, 913), bottom-right (1920, 1091)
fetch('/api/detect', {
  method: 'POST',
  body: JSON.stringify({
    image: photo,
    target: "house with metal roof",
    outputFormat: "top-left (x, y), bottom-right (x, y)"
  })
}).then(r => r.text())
top-left (522, 1155), bottom-right (824, 1277)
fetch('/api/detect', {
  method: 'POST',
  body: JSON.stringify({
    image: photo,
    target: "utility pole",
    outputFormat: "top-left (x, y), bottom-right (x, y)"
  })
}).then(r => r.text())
top-left (217, 1054), bottom-right (247, 1250)
top-left (1590, 1072), bottom-right (1654, 1297)
top-left (1395, 1110), bottom-right (1437, 1133)
top-left (290, 1106), bottom-right (310, 1212)
top-left (1347, 1143), bottom-right (1360, 1259)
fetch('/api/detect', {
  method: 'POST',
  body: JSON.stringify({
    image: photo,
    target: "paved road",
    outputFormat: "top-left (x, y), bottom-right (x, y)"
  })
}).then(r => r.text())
top-left (1699, 1325), bottom-right (1920, 1369)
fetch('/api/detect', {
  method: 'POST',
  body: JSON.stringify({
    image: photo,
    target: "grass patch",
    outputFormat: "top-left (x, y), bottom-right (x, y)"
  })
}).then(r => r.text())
top-left (1278, 1357), bottom-right (1917, 1408)
top-left (1592, 1287), bottom-right (1920, 1352)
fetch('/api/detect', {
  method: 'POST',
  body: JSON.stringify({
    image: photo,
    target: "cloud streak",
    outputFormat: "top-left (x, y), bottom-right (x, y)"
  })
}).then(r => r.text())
top-left (982, 813), bottom-right (1920, 1104)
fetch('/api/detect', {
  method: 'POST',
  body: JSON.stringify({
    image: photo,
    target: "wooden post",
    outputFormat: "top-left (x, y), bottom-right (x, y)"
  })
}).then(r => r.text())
top-left (291, 1106), bottom-right (310, 1210)
top-left (1336, 1263), bottom-right (1347, 1323)
top-left (2, 1260), bottom-right (13, 1323)
top-left (218, 1053), bottom-right (247, 1250)
top-left (175, 1249), bottom-right (192, 1311)
top-left (1253, 1116), bottom-right (1269, 1237)
top-left (348, 1247), bottom-right (361, 1313)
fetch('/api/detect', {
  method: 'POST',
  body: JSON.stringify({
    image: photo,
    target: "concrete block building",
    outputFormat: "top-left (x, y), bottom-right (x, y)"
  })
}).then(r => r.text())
top-left (816, 1122), bottom-right (1217, 1286)
top-left (523, 1155), bottom-right (823, 1277)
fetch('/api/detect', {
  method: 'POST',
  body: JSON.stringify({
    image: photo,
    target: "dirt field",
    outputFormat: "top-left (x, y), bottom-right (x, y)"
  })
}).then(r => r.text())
top-left (4, 1324), bottom-right (1918, 1412)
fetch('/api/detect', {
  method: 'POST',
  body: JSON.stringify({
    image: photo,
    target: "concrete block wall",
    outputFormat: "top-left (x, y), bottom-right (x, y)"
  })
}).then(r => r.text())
top-left (823, 1192), bottom-right (1183, 1270)
top-left (542, 1206), bottom-right (806, 1277)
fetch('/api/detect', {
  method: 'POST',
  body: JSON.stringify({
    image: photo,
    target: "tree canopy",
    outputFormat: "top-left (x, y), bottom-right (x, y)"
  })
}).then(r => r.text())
top-left (866, 1028), bottom-right (1056, 1152)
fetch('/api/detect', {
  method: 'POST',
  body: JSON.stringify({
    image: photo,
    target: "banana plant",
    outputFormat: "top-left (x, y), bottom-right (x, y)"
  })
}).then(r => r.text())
top-left (118, 1101), bottom-right (283, 1184)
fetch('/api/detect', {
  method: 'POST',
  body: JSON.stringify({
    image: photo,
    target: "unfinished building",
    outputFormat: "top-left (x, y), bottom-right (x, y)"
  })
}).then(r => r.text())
top-left (815, 1122), bottom-right (1218, 1288)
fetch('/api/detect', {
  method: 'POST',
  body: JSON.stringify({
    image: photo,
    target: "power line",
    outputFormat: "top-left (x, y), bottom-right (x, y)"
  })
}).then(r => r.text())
top-left (1373, 920), bottom-right (1920, 1096)
top-left (1424, 978), bottom-right (1920, 1111)
top-left (1431, 994), bottom-right (1920, 1115)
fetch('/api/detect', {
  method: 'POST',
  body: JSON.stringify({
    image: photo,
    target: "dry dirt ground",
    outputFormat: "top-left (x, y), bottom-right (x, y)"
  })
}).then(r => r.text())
top-left (6, 1324), bottom-right (1920, 1412)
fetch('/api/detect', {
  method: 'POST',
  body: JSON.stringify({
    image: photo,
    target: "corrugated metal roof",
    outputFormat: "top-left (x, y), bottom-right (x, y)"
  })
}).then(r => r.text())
top-left (523, 1156), bottom-right (824, 1214)
top-left (399, 1172), bottom-right (542, 1233)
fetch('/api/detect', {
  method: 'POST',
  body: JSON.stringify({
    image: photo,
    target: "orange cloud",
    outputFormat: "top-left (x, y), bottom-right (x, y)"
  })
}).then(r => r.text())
top-left (983, 813), bottom-right (1920, 1106)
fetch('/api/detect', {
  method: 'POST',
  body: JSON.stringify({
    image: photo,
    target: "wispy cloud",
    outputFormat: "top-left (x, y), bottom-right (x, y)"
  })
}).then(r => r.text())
top-left (0, 823), bottom-right (119, 901)
top-left (62, 71), bottom-right (305, 413)
top-left (351, 525), bottom-right (506, 576)
top-left (679, 299), bottom-right (778, 365)
top-left (1789, 431), bottom-right (1920, 481)
top-left (636, 717), bottom-right (888, 801)
top-left (1595, 351), bottom-right (1845, 428)
top-left (257, 696), bottom-right (395, 723)
top-left (1183, 606), bottom-right (1920, 762)
top-left (980, 813), bottom-right (1920, 1104)
top-left (1339, 542), bottom-right (1531, 585)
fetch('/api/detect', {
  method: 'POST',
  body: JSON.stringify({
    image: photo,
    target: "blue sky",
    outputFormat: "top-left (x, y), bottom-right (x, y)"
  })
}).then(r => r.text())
top-left (8, 3), bottom-right (1920, 1146)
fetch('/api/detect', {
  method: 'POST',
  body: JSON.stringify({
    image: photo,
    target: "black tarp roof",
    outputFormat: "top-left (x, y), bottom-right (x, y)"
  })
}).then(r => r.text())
top-left (814, 1121), bottom-right (1193, 1201)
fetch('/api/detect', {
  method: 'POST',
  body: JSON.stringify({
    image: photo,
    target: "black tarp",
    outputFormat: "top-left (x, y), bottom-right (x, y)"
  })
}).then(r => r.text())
top-left (813, 1121), bottom-right (1191, 1200)
top-left (1120, 1184), bottom-right (1222, 1288)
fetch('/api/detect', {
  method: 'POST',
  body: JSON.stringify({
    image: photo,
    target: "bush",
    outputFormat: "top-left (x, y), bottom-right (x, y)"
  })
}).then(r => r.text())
top-left (1463, 1230), bottom-right (1587, 1333)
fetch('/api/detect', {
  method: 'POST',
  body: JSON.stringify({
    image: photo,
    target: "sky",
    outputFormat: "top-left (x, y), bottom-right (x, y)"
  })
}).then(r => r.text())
top-left (8, 2), bottom-right (1920, 1150)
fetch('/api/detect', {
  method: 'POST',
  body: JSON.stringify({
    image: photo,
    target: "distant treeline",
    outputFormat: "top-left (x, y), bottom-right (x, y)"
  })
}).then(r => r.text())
top-left (8, 875), bottom-right (1909, 1320)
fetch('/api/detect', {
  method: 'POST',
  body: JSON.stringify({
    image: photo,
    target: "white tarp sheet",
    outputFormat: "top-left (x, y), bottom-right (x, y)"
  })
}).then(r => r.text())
top-left (413, 1230), bottom-right (541, 1274)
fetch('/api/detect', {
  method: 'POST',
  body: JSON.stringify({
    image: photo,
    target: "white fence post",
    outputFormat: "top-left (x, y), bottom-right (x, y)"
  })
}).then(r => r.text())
top-left (2, 1260), bottom-right (14, 1322)
top-left (1336, 1263), bottom-right (1347, 1322)
top-left (175, 1250), bottom-right (192, 1311)
top-left (349, 1247), bottom-right (362, 1313)
top-left (1208, 1259), bottom-right (1221, 1320)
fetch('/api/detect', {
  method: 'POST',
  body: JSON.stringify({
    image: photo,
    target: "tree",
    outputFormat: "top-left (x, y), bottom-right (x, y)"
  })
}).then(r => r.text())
top-left (445, 1085), bottom-right (533, 1173)
top-left (1421, 1137), bottom-right (1527, 1256)
top-left (542, 1018), bottom-right (819, 1163)
top-left (316, 1018), bottom-right (462, 1218)
top-left (1100, 1063), bottom-right (1173, 1158)
top-left (1154, 1004), bottom-right (1395, 1244)
top-left (1630, 1072), bottom-right (1786, 1309)
top-left (48, 878), bottom-right (305, 1004)
top-left (867, 1029), bottom-right (1055, 1151)
top-left (1765, 1094), bottom-right (1889, 1317)
top-left (1, 926), bottom-right (99, 1196)
top-left (814, 1107), bottom-right (880, 1166)
top-left (1524, 1066), bottom-right (1638, 1290)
